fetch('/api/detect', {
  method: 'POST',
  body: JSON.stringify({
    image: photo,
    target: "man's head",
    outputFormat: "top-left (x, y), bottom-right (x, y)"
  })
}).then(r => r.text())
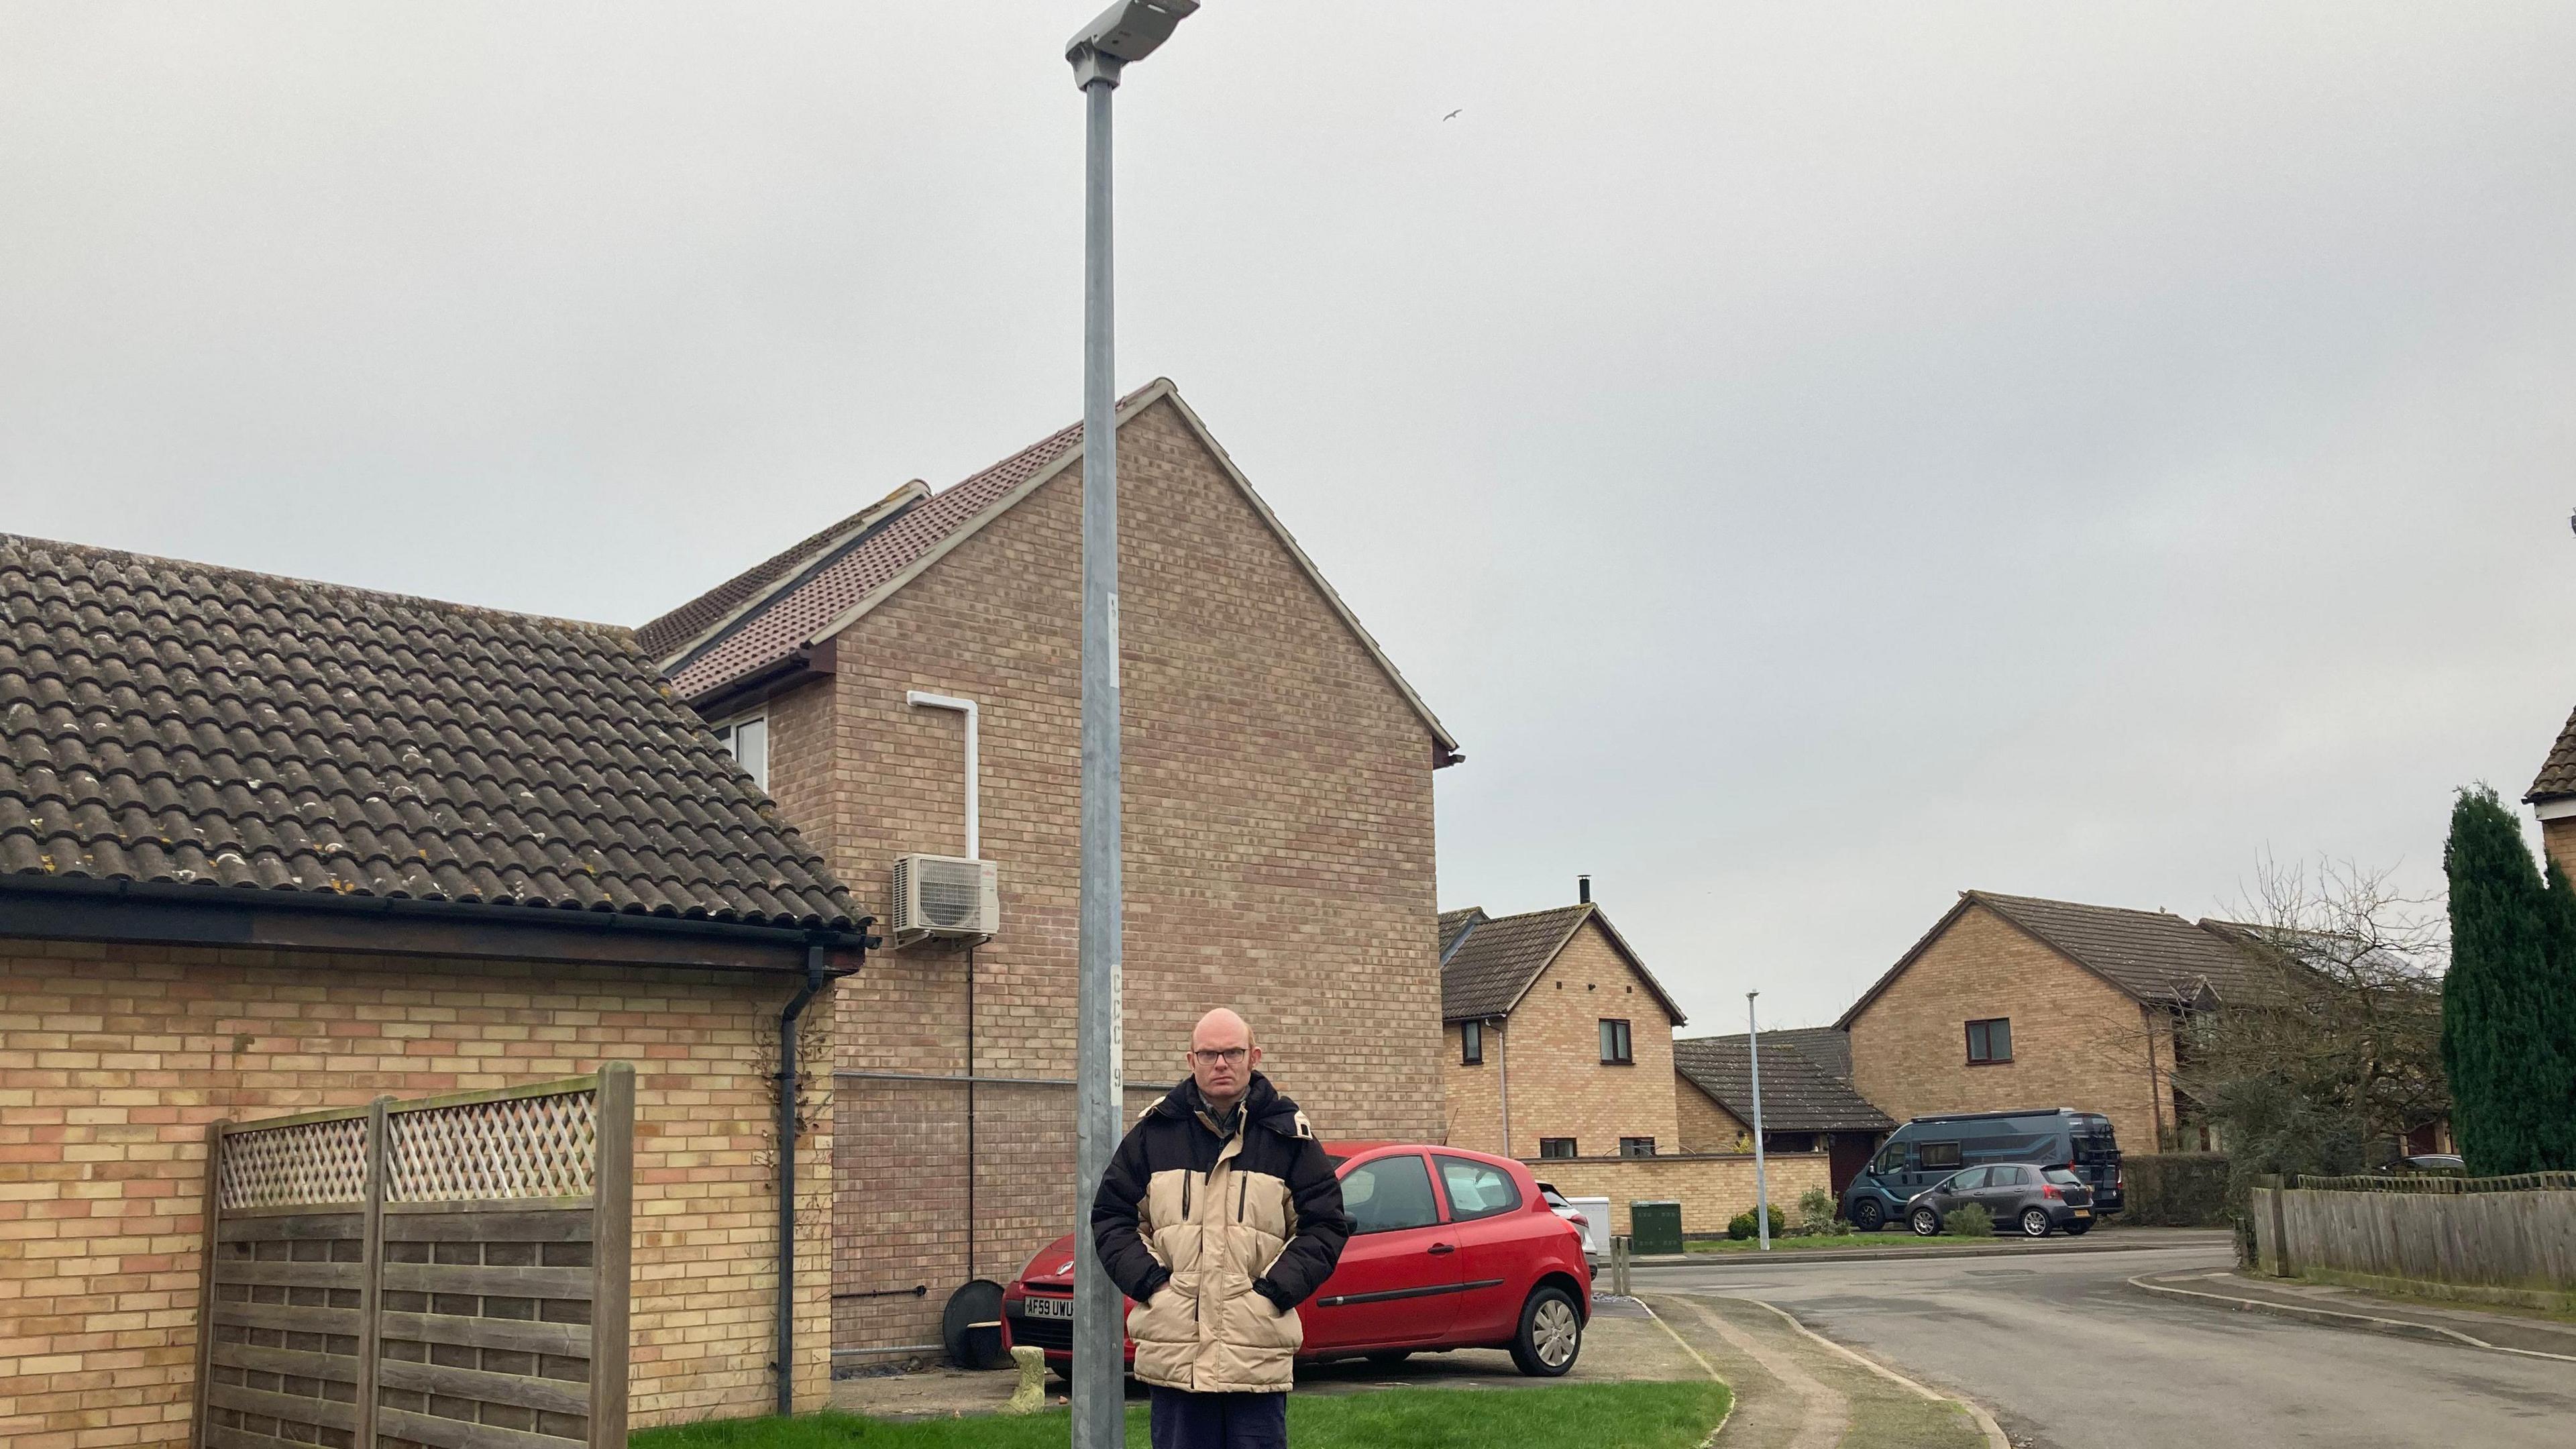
top-left (1185, 1008), bottom-right (1260, 1110)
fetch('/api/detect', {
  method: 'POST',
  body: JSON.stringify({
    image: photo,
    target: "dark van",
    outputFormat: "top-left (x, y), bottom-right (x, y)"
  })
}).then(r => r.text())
top-left (1841, 1108), bottom-right (2122, 1231)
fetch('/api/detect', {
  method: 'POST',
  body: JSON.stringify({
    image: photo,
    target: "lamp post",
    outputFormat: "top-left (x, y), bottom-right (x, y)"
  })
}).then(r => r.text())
top-left (1065, 5), bottom-right (1197, 1448)
top-left (1748, 992), bottom-right (1770, 1251)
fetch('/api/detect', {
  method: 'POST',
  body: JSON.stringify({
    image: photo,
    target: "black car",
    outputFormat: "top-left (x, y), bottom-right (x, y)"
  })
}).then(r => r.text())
top-left (1907, 1163), bottom-right (2095, 1238)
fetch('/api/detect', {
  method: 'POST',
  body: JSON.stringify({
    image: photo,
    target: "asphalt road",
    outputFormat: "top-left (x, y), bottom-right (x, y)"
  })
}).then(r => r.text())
top-left (1644, 1244), bottom-right (2576, 1449)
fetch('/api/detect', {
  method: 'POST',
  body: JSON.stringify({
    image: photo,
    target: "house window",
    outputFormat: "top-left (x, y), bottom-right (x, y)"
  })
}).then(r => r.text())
top-left (1619, 1136), bottom-right (1656, 1158)
top-left (1599, 1018), bottom-right (1633, 1065)
top-left (712, 714), bottom-right (770, 791)
top-left (1460, 1020), bottom-right (1483, 1066)
top-left (1966, 1018), bottom-right (2012, 1065)
top-left (1538, 1138), bottom-right (1578, 1159)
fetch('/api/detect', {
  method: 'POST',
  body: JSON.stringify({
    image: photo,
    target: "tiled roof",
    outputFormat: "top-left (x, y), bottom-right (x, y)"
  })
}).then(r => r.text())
top-left (1970, 891), bottom-right (2255, 1003)
top-left (651, 386), bottom-right (1158, 702)
top-left (1438, 906), bottom-right (1484, 962)
top-left (1744, 1026), bottom-right (1853, 1081)
top-left (1673, 1035), bottom-right (1894, 1134)
top-left (0, 534), bottom-right (859, 932)
top-left (643, 380), bottom-right (1460, 761)
top-left (635, 480), bottom-right (924, 663)
top-left (2528, 705), bottom-right (2576, 801)
top-left (1440, 905), bottom-right (1587, 1020)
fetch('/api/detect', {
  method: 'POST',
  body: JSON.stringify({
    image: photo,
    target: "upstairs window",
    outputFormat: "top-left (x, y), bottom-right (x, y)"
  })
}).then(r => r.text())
top-left (1460, 1020), bottom-right (1484, 1066)
top-left (1599, 1018), bottom-right (1633, 1065)
top-left (1538, 1138), bottom-right (1578, 1159)
top-left (1966, 1017), bottom-right (2012, 1065)
top-left (1619, 1136), bottom-right (1657, 1158)
top-left (712, 714), bottom-right (770, 792)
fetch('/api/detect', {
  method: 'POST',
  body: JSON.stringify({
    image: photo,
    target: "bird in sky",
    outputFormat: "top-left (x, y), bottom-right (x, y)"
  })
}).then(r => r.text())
top-left (1442, 108), bottom-right (1462, 121)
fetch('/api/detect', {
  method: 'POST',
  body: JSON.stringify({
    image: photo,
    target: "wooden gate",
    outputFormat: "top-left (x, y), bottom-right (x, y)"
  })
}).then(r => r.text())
top-left (191, 1064), bottom-right (635, 1449)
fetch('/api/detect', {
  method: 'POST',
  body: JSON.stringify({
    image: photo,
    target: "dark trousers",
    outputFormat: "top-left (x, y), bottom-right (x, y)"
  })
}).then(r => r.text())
top-left (1147, 1384), bottom-right (1288, 1449)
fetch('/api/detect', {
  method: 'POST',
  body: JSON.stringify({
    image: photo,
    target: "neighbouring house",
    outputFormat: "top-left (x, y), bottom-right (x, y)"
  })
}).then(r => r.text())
top-left (638, 378), bottom-right (1461, 1360)
top-left (1835, 890), bottom-right (2255, 1154)
top-left (1672, 1032), bottom-right (1894, 1198)
top-left (1438, 891), bottom-right (1686, 1161)
top-left (0, 534), bottom-right (871, 1448)
top-left (1436, 887), bottom-right (1831, 1238)
top-left (2526, 705), bottom-right (2576, 879)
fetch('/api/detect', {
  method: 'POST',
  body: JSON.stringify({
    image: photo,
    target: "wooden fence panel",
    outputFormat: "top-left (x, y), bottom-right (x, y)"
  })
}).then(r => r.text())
top-left (2249, 1175), bottom-right (2576, 1295)
top-left (195, 1065), bottom-right (634, 1449)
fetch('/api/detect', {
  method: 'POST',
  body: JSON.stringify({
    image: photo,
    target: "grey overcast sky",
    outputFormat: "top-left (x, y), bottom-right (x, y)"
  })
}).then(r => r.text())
top-left (5, 4), bottom-right (2573, 1030)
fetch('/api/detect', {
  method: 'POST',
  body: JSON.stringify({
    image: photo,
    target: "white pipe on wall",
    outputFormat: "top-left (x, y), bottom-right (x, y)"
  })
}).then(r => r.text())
top-left (906, 691), bottom-right (980, 859)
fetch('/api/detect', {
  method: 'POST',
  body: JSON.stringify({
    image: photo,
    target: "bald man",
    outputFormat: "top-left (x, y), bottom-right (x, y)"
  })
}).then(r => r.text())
top-left (1091, 1009), bottom-right (1352, 1449)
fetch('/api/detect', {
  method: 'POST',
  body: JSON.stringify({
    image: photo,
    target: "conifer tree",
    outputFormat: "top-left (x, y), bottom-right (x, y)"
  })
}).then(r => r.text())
top-left (2535, 863), bottom-right (2576, 1170)
top-left (2442, 787), bottom-right (2567, 1174)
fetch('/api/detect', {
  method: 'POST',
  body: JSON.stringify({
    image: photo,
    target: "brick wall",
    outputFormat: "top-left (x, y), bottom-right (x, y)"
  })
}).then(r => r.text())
top-left (1479, 918), bottom-right (1681, 1159)
top-left (1525, 1153), bottom-right (1831, 1238)
top-left (0, 938), bottom-right (831, 1449)
top-left (1675, 1075), bottom-right (1750, 1153)
top-left (787, 397), bottom-right (1446, 1353)
top-left (1846, 902), bottom-right (2174, 1154)
top-left (1442, 1021), bottom-right (1505, 1152)
top-left (2543, 816), bottom-right (2576, 883)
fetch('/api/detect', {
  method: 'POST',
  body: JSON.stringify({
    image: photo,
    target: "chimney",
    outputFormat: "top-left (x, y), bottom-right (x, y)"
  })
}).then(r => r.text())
top-left (1577, 874), bottom-right (1591, 905)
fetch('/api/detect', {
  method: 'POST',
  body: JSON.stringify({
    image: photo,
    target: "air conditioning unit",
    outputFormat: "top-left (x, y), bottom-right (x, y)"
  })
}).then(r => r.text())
top-left (890, 854), bottom-right (1000, 946)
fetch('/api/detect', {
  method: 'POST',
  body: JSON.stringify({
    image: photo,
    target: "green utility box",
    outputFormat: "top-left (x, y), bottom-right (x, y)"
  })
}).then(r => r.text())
top-left (1629, 1200), bottom-right (1684, 1256)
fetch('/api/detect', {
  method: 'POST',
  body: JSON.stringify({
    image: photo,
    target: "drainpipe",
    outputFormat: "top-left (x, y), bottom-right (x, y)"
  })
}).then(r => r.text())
top-left (775, 938), bottom-right (833, 1417)
top-left (1495, 1017), bottom-right (1511, 1158)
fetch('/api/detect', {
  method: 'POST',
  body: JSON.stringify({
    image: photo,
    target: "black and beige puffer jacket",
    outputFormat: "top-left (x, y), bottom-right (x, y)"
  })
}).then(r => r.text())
top-left (1089, 1074), bottom-right (1352, 1393)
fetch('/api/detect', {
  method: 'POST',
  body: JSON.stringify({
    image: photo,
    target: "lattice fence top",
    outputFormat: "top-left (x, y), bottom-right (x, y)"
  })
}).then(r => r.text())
top-left (218, 1115), bottom-right (370, 1210)
top-left (385, 1087), bottom-right (599, 1203)
top-left (2280, 1170), bottom-right (2576, 1195)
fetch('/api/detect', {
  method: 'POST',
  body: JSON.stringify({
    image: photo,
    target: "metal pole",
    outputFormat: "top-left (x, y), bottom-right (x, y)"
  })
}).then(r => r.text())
top-left (1748, 992), bottom-right (1770, 1251)
top-left (1071, 52), bottom-right (1126, 1449)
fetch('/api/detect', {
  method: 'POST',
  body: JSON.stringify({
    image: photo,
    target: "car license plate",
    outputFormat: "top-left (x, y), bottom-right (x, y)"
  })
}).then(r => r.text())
top-left (1022, 1295), bottom-right (1073, 1321)
top-left (2072, 1208), bottom-right (2091, 1218)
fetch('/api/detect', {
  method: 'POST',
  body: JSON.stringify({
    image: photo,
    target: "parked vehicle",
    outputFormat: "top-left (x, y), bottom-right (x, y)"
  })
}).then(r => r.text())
top-left (1842, 1108), bottom-right (2122, 1231)
top-left (1003, 1143), bottom-right (1592, 1379)
top-left (2381, 1154), bottom-right (2465, 1175)
top-left (1536, 1182), bottom-right (1597, 1254)
top-left (1905, 1162), bottom-right (2096, 1238)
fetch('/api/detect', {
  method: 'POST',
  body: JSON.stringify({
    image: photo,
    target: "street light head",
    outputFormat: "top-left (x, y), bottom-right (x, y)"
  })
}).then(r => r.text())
top-left (1067, 0), bottom-right (1199, 67)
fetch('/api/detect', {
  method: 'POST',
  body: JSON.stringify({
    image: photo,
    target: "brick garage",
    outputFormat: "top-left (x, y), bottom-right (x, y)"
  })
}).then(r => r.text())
top-left (0, 535), bottom-right (869, 1445)
top-left (638, 381), bottom-right (1459, 1357)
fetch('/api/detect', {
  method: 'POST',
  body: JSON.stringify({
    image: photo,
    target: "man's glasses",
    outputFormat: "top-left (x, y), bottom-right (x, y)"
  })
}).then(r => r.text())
top-left (1189, 1048), bottom-right (1250, 1067)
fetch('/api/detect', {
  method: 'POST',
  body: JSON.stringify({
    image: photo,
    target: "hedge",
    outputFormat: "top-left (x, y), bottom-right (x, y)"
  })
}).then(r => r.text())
top-left (2121, 1152), bottom-right (2231, 1226)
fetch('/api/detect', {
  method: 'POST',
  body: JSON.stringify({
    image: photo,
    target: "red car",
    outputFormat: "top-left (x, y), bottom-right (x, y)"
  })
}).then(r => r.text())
top-left (1003, 1143), bottom-right (1591, 1379)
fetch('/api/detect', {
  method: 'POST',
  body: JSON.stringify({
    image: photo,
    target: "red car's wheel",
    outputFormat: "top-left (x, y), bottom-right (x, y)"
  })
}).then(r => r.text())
top-left (1509, 1285), bottom-right (1583, 1377)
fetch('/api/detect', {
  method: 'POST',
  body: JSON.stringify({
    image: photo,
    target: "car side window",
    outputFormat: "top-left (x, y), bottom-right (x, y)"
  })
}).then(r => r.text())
top-left (1435, 1156), bottom-right (1523, 1222)
top-left (1340, 1153), bottom-right (1440, 1234)
top-left (1947, 1167), bottom-right (1988, 1191)
top-left (1991, 1165), bottom-right (2028, 1187)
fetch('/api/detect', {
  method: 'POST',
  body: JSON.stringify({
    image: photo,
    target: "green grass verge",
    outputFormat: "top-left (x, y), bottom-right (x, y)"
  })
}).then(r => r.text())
top-left (630, 1382), bottom-right (1731, 1449)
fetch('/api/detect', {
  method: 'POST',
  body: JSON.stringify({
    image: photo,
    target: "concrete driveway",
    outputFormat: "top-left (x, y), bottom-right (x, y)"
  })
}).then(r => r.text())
top-left (1644, 1243), bottom-right (2576, 1448)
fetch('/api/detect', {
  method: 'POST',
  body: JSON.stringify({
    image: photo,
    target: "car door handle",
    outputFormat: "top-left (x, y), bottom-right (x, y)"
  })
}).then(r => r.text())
top-left (1427, 1242), bottom-right (1456, 1256)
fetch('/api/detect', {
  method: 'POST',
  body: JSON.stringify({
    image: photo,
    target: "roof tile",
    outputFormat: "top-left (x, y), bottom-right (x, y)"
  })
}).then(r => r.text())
top-left (1673, 1036), bottom-right (1894, 1134)
top-left (0, 533), bottom-right (857, 932)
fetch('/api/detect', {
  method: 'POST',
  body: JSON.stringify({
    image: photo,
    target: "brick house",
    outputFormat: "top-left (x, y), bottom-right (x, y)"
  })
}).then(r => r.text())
top-left (637, 379), bottom-right (1461, 1358)
top-left (1835, 891), bottom-right (2256, 1155)
top-left (1436, 895), bottom-right (1687, 1161)
top-left (0, 535), bottom-right (872, 1448)
top-left (1672, 1032), bottom-right (1892, 1197)
top-left (2526, 706), bottom-right (2576, 878)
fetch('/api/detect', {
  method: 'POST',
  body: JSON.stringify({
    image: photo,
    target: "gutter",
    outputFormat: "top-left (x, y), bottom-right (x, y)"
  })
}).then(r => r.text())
top-left (776, 925), bottom-right (873, 1415)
